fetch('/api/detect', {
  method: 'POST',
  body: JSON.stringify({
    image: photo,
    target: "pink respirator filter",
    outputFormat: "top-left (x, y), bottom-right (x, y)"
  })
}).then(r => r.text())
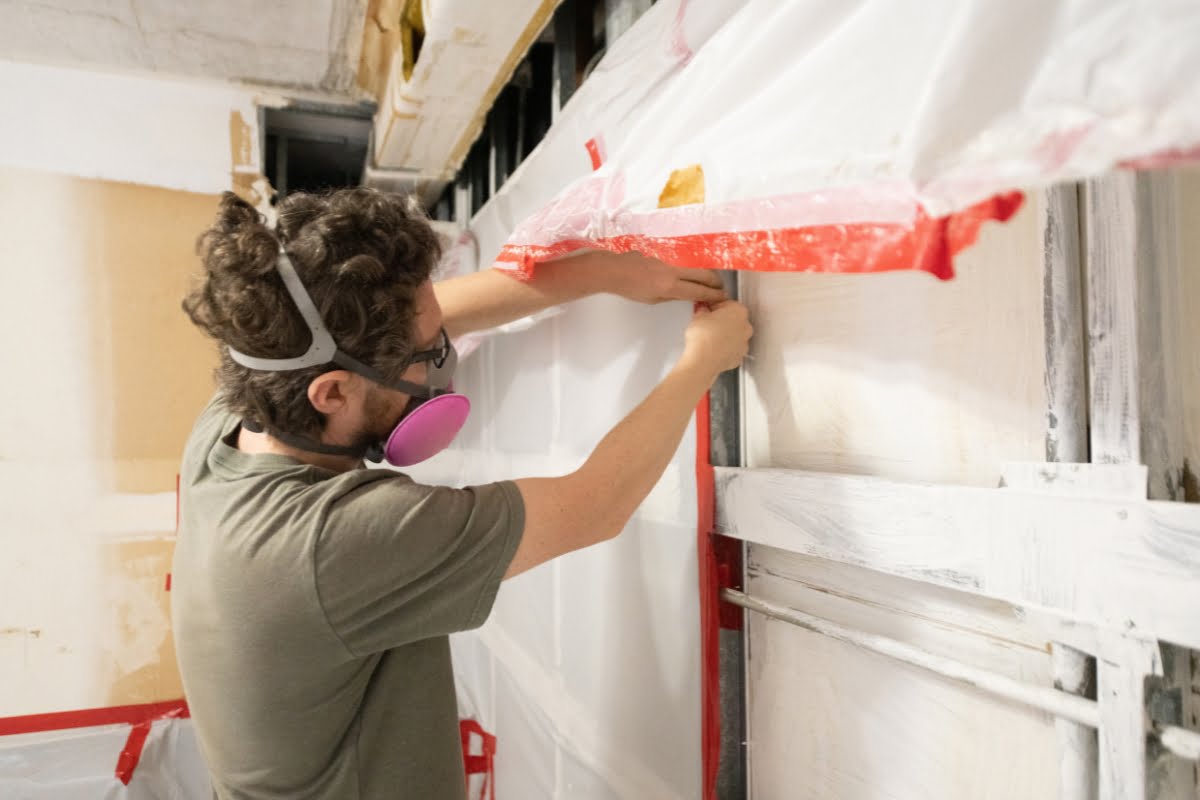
top-left (383, 393), bottom-right (471, 467)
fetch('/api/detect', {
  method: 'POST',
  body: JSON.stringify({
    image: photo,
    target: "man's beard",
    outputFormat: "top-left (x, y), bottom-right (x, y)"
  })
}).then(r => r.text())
top-left (351, 386), bottom-right (411, 450)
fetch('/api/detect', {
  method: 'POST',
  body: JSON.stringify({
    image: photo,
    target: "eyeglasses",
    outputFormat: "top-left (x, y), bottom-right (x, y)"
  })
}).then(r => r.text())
top-left (407, 327), bottom-right (451, 371)
top-left (394, 327), bottom-right (457, 398)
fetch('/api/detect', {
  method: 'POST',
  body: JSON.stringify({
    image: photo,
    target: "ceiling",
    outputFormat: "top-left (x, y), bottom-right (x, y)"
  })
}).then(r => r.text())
top-left (0, 0), bottom-right (367, 93)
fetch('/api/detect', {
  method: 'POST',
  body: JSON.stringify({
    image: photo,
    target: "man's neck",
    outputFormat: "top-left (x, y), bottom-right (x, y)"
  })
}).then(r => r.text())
top-left (236, 425), bottom-right (361, 473)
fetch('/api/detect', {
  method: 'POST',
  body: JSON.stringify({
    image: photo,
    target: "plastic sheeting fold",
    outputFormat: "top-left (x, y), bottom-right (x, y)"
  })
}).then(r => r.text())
top-left (480, 0), bottom-right (1200, 281)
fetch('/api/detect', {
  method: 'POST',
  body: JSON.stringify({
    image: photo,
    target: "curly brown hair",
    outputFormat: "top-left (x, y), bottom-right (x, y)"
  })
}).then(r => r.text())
top-left (183, 188), bottom-right (441, 437)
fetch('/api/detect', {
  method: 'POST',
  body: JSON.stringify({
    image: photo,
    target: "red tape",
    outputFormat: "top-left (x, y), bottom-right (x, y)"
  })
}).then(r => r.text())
top-left (497, 191), bottom-right (1024, 282)
top-left (714, 533), bottom-right (743, 631)
top-left (584, 137), bottom-right (605, 171)
top-left (0, 699), bottom-right (190, 737)
top-left (0, 699), bottom-right (190, 787)
top-left (114, 720), bottom-right (154, 785)
top-left (460, 719), bottom-right (497, 800)
top-left (5, 703), bottom-right (488, 790)
top-left (695, 392), bottom-right (720, 800)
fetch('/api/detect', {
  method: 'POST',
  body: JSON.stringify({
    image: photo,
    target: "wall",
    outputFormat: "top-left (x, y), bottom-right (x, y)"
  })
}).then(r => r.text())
top-left (1170, 166), bottom-right (1200, 768)
top-left (1176, 167), bottom-right (1200, 497)
top-left (740, 196), bottom-right (1062, 799)
top-left (0, 60), bottom-right (269, 197)
top-left (0, 61), bottom-right (265, 718)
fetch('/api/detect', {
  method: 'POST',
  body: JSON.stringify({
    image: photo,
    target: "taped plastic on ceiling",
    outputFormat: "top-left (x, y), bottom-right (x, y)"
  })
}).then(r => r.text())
top-left (475, 0), bottom-right (1200, 281)
top-left (420, 1), bottom-right (1200, 798)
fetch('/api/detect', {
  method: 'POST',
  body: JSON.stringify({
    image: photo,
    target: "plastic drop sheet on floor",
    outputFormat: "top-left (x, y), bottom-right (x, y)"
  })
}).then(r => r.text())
top-left (0, 718), bottom-right (210, 799)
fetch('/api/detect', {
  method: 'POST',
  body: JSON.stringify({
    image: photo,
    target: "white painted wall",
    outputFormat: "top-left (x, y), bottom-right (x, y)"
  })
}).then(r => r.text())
top-left (0, 172), bottom-right (108, 715)
top-left (0, 59), bottom-right (266, 195)
top-left (0, 60), bottom-right (256, 718)
top-left (740, 198), bottom-right (1062, 799)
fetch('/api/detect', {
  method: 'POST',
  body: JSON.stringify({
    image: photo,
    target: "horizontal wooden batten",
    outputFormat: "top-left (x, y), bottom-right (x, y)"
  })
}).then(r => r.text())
top-left (725, 588), bottom-right (1200, 764)
top-left (725, 589), bottom-right (1100, 727)
top-left (714, 466), bottom-right (1200, 650)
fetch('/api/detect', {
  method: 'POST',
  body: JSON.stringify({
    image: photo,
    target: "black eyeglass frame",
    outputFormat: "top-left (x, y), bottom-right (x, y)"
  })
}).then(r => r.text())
top-left (332, 327), bottom-right (457, 402)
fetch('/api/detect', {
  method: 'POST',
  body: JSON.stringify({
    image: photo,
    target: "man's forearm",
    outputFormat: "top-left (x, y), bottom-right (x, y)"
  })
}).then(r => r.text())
top-left (508, 356), bottom-right (716, 578)
top-left (436, 254), bottom-right (612, 338)
top-left (573, 357), bottom-right (715, 538)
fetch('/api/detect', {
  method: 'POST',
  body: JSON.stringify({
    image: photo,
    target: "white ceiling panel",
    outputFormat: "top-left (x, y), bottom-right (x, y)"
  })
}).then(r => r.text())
top-left (0, 0), bottom-right (366, 92)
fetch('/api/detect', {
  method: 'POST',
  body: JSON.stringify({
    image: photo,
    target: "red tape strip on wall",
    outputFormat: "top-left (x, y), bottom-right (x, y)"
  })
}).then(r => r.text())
top-left (0, 699), bottom-right (191, 786)
top-left (0, 699), bottom-right (190, 737)
top-left (695, 392), bottom-right (720, 800)
top-left (497, 192), bottom-right (1024, 282)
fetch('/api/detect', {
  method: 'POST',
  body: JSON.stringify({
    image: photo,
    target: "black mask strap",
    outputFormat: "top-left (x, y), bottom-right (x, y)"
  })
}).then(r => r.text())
top-left (241, 419), bottom-right (382, 463)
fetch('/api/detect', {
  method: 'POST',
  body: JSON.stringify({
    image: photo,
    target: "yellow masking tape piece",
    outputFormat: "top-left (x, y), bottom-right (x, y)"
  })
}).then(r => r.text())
top-left (657, 164), bottom-right (706, 208)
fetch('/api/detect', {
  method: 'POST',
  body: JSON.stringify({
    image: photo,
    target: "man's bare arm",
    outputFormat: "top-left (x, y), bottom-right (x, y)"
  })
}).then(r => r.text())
top-left (435, 251), bottom-right (726, 339)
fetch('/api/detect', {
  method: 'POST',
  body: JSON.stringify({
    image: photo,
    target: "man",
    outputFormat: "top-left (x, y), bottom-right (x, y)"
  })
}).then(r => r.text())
top-left (175, 188), bottom-right (752, 799)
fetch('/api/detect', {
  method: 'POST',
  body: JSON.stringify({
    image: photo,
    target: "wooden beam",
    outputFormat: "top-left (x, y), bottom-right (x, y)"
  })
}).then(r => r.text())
top-left (725, 588), bottom-right (1102, 727)
top-left (713, 465), bottom-right (1200, 650)
top-left (1041, 183), bottom-right (1088, 464)
top-left (1083, 172), bottom-right (1188, 498)
top-left (1097, 634), bottom-right (1161, 800)
top-left (1083, 170), bottom-right (1196, 799)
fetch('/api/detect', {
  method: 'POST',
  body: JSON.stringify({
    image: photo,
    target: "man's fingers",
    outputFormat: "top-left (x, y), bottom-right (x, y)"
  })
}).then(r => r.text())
top-left (678, 268), bottom-right (724, 289)
top-left (671, 279), bottom-right (728, 304)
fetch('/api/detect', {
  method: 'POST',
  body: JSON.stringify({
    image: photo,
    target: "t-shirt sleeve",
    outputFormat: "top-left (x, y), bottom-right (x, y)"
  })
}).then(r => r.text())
top-left (313, 476), bottom-right (525, 656)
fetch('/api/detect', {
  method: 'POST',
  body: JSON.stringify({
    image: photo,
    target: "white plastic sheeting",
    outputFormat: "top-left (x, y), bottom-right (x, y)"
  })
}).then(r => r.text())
top-left (0, 719), bottom-right (209, 799)
top-left (425, 1), bottom-right (1200, 797)
top-left (478, 0), bottom-right (1200, 280)
top-left (411, 292), bottom-right (703, 798)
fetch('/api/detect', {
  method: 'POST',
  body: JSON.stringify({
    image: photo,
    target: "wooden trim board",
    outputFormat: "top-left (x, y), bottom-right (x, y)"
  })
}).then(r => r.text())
top-left (714, 465), bottom-right (1200, 651)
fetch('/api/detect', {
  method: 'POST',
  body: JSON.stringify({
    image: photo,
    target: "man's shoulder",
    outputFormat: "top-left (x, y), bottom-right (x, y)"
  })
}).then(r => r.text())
top-left (181, 393), bottom-right (235, 475)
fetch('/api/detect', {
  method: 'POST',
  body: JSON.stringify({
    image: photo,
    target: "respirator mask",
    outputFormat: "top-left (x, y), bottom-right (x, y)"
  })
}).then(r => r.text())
top-left (228, 249), bottom-right (470, 467)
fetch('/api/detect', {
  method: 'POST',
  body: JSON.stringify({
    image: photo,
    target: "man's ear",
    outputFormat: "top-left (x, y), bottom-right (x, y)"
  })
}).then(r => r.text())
top-left (307, 370), bottom-right (357, 416)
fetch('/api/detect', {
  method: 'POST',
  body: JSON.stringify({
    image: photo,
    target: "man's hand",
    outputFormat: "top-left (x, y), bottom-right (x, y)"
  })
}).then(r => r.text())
top-left (681, 300), bottom-right (754, 378)
top-left (602, 251), bottom-right (728, 305)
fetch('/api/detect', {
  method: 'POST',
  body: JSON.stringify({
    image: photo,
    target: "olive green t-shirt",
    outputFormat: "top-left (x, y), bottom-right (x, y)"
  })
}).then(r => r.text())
top-left (172, 396), bottom-right (524, 799)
